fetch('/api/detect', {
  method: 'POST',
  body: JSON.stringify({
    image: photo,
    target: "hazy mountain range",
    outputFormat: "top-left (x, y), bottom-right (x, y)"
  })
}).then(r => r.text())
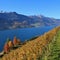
top-left (0, 12), bottom-right (60, 30)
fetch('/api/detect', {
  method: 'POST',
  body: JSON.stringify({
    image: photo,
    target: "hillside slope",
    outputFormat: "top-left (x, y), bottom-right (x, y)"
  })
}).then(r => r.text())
top-left (41, 28), bottom-right (60, 60)
top-left (47, 30), bottom-right (60, 60)
top-left (0, 26), bottom-right (60, 60)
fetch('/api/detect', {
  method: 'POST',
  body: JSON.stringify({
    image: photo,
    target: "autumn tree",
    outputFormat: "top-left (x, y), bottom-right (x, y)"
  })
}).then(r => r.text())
top-left (8, 41), bottom-right (13, 49)
top-left (17, 39), bottom-right (21, 45)
top-left (4, 43), bottom-right (9, 53)
top-left (13, 36), bottom-right (21, 47)
top-left (13, 36), bottom-right (18, 46)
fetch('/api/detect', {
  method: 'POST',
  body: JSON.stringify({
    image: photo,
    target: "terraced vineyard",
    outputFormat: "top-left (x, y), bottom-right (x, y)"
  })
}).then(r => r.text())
top-left (0, 26), bottom-right (60, 60)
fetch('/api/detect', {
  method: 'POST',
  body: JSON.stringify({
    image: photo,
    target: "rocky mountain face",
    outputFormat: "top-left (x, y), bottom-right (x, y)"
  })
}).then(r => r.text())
top-left (0, 12), bottom-right (60, 30)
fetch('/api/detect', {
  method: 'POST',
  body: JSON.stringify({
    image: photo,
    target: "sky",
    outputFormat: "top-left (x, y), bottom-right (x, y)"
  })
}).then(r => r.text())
top-left (0, 0), bottom-right (60, 19)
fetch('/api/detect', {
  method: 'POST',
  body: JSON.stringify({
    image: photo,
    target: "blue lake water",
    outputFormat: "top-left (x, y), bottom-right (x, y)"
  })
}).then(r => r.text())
top-left (0, 26), bottom-right (56, 52)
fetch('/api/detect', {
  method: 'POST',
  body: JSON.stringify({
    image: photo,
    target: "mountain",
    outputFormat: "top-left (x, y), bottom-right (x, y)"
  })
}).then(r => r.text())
top-left (0, 12), bottom-right (60, 30)
top-left (0, 12), bottom-right (34, 30)
top-left (29, 15), bottom-right (60, 26)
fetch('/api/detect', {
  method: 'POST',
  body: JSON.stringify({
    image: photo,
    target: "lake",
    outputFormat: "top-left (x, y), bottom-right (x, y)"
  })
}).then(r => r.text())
top-left (0, 26), bottom-right (56, 52)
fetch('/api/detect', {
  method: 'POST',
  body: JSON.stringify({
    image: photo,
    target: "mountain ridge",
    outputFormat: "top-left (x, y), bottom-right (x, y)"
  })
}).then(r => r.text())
top-left (0, 12), bottom-right (60, 30)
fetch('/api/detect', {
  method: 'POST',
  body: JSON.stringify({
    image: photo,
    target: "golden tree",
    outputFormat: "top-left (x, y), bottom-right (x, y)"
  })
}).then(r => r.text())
top-left (8, 41), bottom-right (13, 48)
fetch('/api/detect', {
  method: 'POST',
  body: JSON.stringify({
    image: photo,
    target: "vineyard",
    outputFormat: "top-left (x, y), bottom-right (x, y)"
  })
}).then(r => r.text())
top-left (0, 26), bottom-right (60, 60)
